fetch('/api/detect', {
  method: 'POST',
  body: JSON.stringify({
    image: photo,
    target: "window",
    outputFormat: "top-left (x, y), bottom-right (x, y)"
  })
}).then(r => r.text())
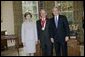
top-left (22, 1), bottom-right (39, 21)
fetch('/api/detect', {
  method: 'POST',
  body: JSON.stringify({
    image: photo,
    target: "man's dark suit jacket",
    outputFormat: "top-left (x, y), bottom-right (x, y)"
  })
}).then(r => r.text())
top-left (49, 15), bottom-right (70, 43)
top-left (36, 18), bottom-right (51, 45)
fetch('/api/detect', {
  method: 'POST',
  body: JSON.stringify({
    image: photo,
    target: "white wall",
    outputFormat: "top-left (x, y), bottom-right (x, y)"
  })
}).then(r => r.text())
top-left (1, 1), bottom-right (15, 35)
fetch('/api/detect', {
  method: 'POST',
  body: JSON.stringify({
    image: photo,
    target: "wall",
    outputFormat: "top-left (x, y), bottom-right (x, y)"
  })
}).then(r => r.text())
top-left (13, 1), bottom-right (23, 45)
top-left (1, 1), bottom-right (14, 35)
top-left (44, 1), bottom-right (55, 18)
top-left (73, 1), bottom-right (84, 43)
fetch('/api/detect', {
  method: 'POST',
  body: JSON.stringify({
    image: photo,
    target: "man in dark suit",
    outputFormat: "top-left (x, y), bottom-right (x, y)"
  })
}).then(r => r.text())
top-left (49, 7), bottom-right (70, 56)
top-left (36, 9), bottom-right (52, 56)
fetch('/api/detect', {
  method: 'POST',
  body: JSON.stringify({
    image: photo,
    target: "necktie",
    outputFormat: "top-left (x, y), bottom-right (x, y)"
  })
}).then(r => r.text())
top-left (41, 19), bottom-right (45, 28)
top-left (55, 16), bottom-right (58, 28)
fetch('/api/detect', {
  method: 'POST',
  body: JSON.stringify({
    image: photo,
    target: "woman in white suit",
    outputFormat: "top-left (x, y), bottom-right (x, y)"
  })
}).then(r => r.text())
top-left (21, 12), bottom-right (38, 56)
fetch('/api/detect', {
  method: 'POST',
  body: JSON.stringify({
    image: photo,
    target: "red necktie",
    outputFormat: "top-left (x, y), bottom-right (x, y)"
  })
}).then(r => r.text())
top-left (41, 19), bottom-right (46, 28)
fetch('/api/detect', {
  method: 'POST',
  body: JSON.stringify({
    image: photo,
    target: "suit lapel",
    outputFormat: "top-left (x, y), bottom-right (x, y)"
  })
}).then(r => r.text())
top-left (58, 15), bottom-right (62, 27)
top-left (39, 20), bottom-right (42, 30)
top-left (45, 19), bottom-right (48, 30)
top-left (53, 17), bottom-right (57, 28)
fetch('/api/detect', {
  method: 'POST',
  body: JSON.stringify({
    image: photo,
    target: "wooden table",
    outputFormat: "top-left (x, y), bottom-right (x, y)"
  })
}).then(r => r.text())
top-left (67, 36), bottom-right (80, 56)
top-left (1, 35), bottom-right (19, 56)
